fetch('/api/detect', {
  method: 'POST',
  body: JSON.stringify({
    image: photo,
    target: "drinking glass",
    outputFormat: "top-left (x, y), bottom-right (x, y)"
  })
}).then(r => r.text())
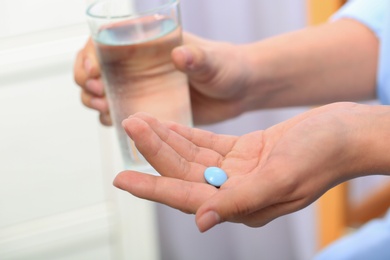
top-left (86, 0), bottom-right (192, 171)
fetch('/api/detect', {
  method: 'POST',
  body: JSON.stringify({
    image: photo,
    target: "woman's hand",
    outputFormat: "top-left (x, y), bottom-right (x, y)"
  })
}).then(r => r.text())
top-left (170, 33), bottom-right (253, 124)
top-left (73, 38), bottom-right (112, 125)
top-left (73, 33), bottom-right (254, 125)
top-left (114, 102), bottom-right (378, 232)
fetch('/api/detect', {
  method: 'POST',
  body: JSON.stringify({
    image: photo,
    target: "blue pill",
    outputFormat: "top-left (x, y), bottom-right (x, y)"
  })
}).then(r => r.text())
top-left (204, 167), bottom-right (228, 187)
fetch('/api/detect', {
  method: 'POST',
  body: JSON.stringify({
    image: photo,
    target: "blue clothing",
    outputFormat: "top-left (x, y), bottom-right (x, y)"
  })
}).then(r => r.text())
top-left (332, 0), bottom-right (390, 105)
top-left (315, 1), bottom-right (390, 259)
top-left (314, 210), bottom-right (390, 260)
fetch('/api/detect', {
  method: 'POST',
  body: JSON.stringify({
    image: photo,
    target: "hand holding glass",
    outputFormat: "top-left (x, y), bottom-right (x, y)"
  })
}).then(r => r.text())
top-left (86, 0), bottom-right (192, 171)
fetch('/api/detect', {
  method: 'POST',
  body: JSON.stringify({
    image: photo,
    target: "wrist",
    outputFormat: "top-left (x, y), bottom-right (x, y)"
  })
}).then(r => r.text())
top-left (351, 104), bottom-right (390, 177)
top-left (239, 40), bottom-right (289, 112)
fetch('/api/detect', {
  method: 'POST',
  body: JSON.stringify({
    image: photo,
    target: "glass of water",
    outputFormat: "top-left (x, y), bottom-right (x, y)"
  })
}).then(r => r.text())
top-left (86, 0), bottom-right (192, 171)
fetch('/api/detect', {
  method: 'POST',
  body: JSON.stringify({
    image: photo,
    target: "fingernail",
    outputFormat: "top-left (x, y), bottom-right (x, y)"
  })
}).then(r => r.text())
top-left (99, 112), bottom-right (112, 126)
top-left (121, 118), bottom-right (129, 128)
top-left (112, 175), bottom-right (121, 189)
top-left (121, 118), bottom-right (133, 138)
top-left (84, 58), bottom-right (92, 75)
top-left (197, 211), bottom-right (220, 232)
top-left (112, 172), bottom-right (125, 190)
top-left (178, 47), bottom-right (194, 69)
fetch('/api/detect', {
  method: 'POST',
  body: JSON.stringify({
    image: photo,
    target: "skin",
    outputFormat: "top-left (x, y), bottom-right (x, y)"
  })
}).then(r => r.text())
top-left (73, 18), bottom-right (390, 232)
top-left (114, 104), bottom-right (390, 232)
top-left (73, 19), bottom-right (378, 125)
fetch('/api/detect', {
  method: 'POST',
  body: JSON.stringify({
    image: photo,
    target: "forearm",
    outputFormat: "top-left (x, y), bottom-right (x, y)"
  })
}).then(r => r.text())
top-left (351, 104), bottom-right (390, 178)
top-left (242, 19), bottom-right (379, 111)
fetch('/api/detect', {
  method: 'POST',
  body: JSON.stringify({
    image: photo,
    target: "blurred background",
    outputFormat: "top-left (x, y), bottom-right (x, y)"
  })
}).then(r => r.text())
top-left (1, 0), bottom-right (389, 259)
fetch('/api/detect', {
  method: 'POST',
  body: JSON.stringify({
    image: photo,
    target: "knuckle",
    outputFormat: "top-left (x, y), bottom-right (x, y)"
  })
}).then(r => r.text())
top-left (80, 91), bottom-right (92, 108)
top-left (99, 113), bottom-right (113, 126)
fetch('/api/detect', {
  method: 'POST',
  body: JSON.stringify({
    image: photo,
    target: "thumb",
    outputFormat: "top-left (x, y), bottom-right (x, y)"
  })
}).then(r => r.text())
top-left (195, 176), bottom-right (273, 232)
top-left (171, 45), bottom-right (218, 86)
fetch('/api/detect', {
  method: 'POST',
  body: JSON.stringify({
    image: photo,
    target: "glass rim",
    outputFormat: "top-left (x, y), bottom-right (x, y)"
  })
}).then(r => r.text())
top-left (86, 0), bottom-right (180, 20)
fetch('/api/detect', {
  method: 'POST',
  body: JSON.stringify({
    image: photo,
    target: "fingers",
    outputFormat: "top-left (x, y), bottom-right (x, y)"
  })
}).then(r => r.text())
top-left (113, 171), bottom-right (217, 214)
top-left (122, 114), bottom-right (209, 182)
top-left (163, 121), bottom-right (237, 157)
top-left (195, 177), bottom-right (267, 232)
top-left (194, 165), bottom-right (297, 232)
top-left (99, 112), bottom-right (113, 126)
top-left (85, 79), bottom-right (105, 96)
top-left (74, 38), bottom-right (113, 125)
top-left (80, 85), bottom-right (111, 126)
top-left (80, 90), bottom-right (109, 113)
top-left (74, 38), bottom-right (101, 87)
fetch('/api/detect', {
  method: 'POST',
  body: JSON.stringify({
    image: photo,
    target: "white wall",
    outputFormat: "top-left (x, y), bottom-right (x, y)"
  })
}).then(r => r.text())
top-left (0, 0), bottom-right (159, 259)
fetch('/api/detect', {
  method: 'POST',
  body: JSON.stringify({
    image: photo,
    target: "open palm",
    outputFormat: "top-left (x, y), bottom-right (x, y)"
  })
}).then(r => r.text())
top-left (115, 102), bottom-right (360, 232)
